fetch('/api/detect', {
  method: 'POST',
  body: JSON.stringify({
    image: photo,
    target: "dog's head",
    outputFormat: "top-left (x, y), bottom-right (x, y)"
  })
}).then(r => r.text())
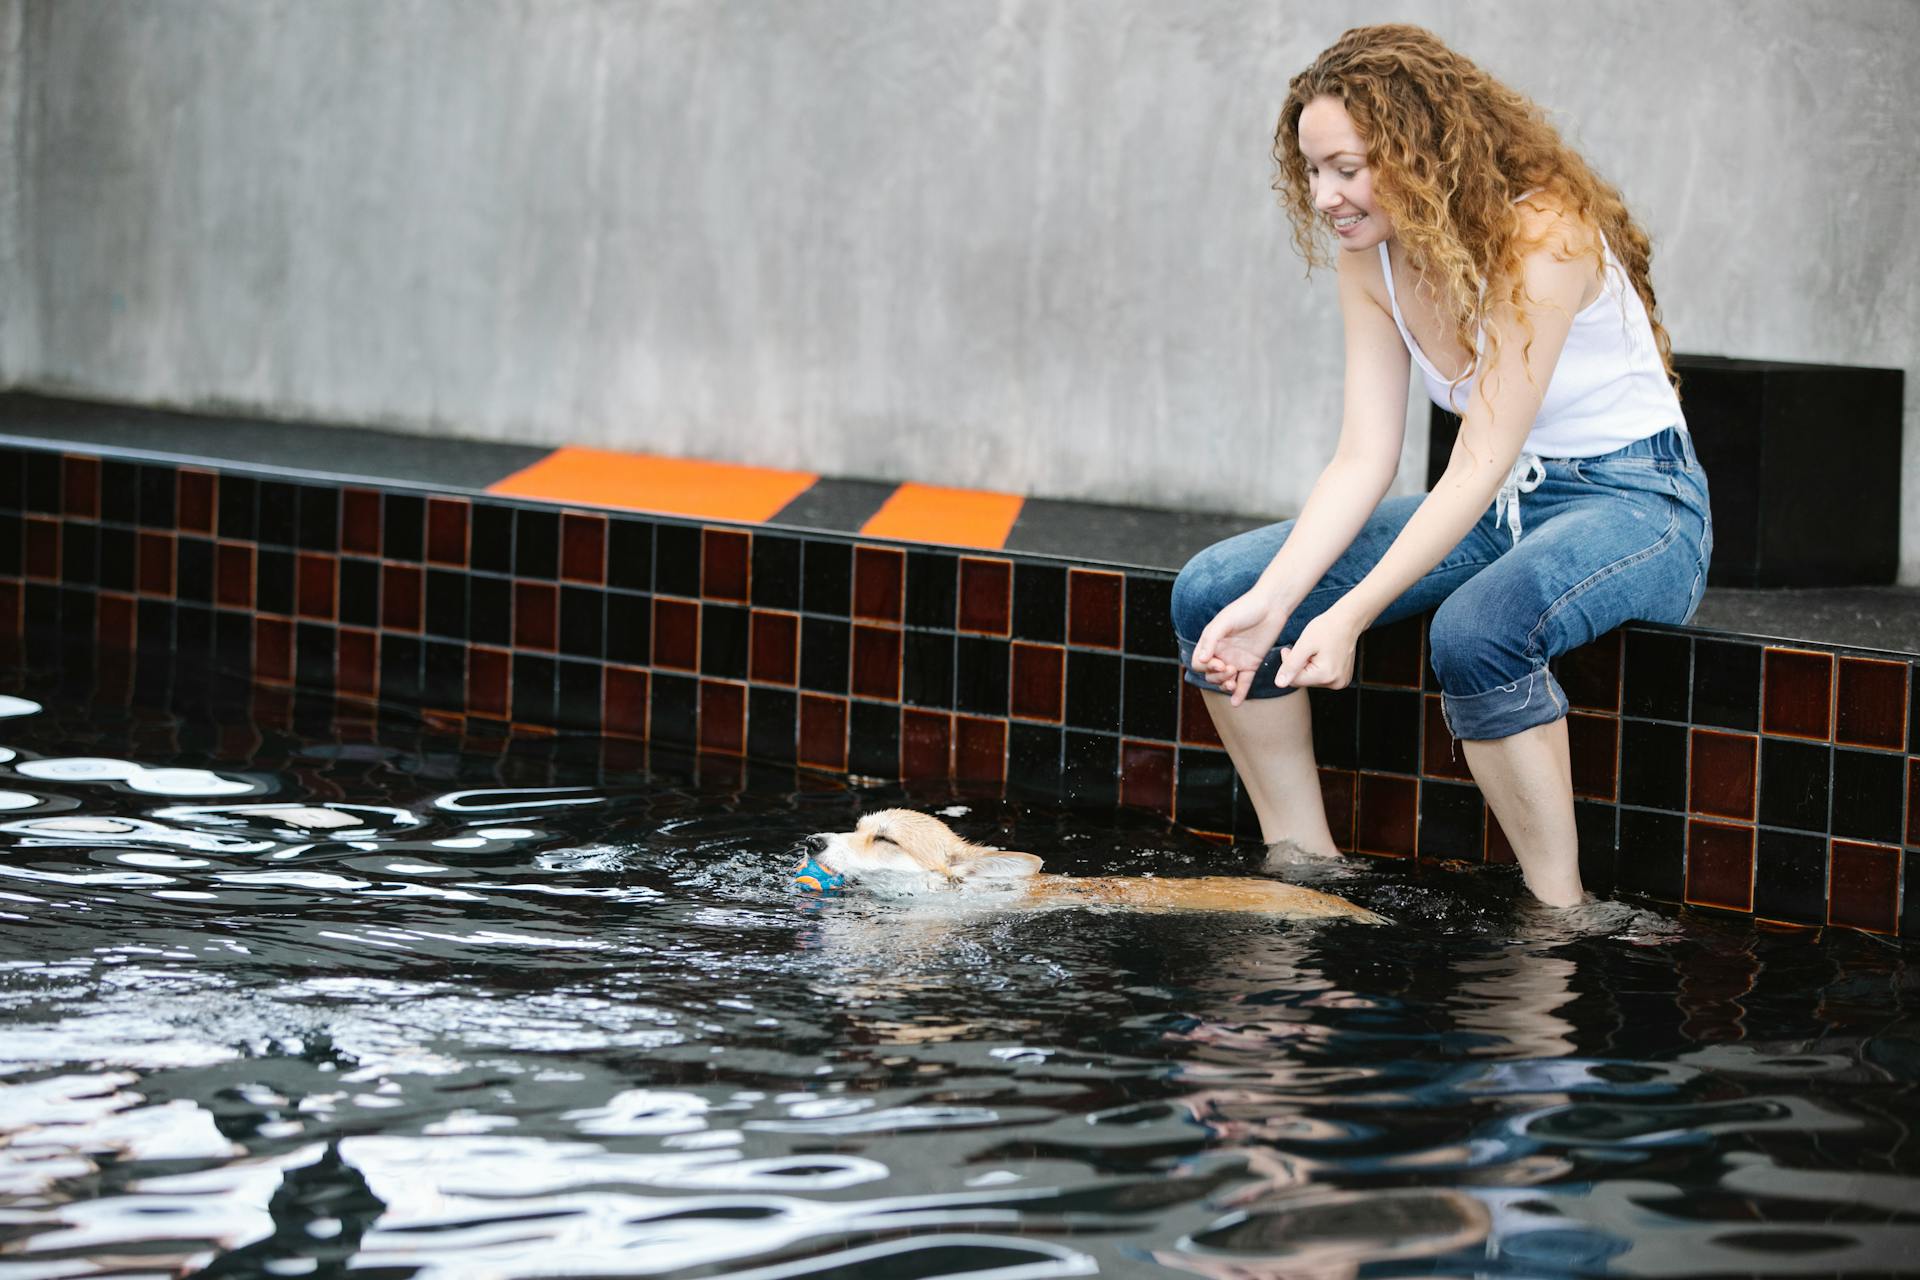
top-left (799, 809), bottom-right (1043, 892)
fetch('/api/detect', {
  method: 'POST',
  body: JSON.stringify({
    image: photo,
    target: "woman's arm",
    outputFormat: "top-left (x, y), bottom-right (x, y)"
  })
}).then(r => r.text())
top-left (1273, 236), bottom-right (1591, 690)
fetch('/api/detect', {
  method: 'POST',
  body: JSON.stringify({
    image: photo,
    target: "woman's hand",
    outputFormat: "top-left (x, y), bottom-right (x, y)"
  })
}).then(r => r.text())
top-left (1191, 590), bottom-right (1291, 707)
top-left (1273, 603), bottom-right (1365, 691)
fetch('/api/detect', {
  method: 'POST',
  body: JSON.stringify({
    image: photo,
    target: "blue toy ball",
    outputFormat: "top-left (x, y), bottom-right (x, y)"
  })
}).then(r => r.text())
top-left (792, 854), bottom-right (845, 895)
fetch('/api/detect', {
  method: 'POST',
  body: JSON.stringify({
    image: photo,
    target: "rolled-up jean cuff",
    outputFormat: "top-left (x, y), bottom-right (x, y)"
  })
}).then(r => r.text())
top-left (1176, 636), bottom-right (1303, 698)
top-left (1441, 665), bottom-right (1568, 741)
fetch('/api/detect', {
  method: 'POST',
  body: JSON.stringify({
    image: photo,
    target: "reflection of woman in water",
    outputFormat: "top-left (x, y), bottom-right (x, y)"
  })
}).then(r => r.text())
top-left (1173, 24), bottom-right (1709, 906)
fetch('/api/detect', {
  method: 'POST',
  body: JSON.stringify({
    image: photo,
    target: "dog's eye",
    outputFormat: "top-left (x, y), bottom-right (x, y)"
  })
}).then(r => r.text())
top-left (872, 832), bottom-right (894, 845)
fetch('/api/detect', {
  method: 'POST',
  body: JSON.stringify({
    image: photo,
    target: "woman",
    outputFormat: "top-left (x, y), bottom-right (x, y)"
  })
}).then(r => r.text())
top-left (1170, 24), bottom-right (1710, 907)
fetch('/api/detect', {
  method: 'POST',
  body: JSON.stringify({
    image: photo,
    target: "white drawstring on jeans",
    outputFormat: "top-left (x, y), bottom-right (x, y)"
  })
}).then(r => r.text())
top-left (1493, 452), bottom-right (1546, 546)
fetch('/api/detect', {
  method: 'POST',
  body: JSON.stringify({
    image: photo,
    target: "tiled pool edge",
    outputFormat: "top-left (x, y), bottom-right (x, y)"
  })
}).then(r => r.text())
top-left (0, 441), bottom-right (1912, 938)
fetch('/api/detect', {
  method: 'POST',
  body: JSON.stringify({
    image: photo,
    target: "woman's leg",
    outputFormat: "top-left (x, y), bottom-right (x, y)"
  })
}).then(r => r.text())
top-left (1461, 720), bottom-right (1581, 905)
top-left (1204, 687), bottom-right (1337, 853)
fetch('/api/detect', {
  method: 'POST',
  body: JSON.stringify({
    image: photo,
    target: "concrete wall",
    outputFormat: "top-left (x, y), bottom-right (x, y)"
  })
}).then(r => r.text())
top-left (10, 1), bottom-right (1920, 573)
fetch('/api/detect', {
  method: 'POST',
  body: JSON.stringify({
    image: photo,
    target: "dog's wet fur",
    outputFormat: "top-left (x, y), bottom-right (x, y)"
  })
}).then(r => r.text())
top-left (803, 809), bottom-right (1386, 922)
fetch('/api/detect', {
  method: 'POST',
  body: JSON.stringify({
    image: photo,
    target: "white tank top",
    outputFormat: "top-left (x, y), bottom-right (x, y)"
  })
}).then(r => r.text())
top-left (1377, 234), bottom-right (1685, 458)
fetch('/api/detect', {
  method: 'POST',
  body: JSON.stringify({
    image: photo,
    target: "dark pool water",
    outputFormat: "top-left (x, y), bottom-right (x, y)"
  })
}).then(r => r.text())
top-left (1, 662), bottom-right (1917, 1279)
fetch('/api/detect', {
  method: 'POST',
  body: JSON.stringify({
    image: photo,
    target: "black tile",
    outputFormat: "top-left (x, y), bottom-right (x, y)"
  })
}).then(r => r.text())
top-left (514, 508), bottom-right (558, 579)
top-left (425, 569), bottom-right (467, 640)
top-left (0, 511), bottom-right (16, 576)
top-left (295, 622), bottom-right (335, 689)
top-left (1417, 779), bottom-right (1481, 860)
top-left (556, 658), bottom-right (601, 731)
top-left (58, 588), bottom-right (93, 639)
top-left (175, 604), bottom-right (213, 656)
top-left (607, 518), bottom-right (654, 592)
top-left (59, 523), bottom-right (96, 586)
top-left (905, 550), bottom-right (957, 629)
top-left (955, 636), bottom-right (1010, 717)
top-left (101, 460), bottom-right (138, 521)
top-left (903, 630), bottom-right (955, 708)
top-left (1622, 630), bottom-right (1690, 721)
top-left (1757, 737), bottom-right (1830, 833)
top-left (1065, 650), bottom-right (1122, 732)
top-left (139, 464), bottom-right (178, 530)
top-left (23, 453), bottom-right (59, 513)
top-left (1357, 687), bottom-right (1421, 774)
top-left (1904, 851), bottom-right (1919, 938)
top-left (1831, 747), bottom-right (1903, 844)
top-left (1616, 807), bottom-right (1686, 901)
top-left (218, 474), bottom-right (256, 540)
top-left (468, 575), bottom-right (512, 646)
top-left (380, 635), bottom-right (423, 704)
top-left (651, 673), bottom-right (697, 746)
top-left (424, 639), bottom-right (465, 708)
top-left (1121, 658), bottom-right (1179, 740)
top-left (255, 548), bottom-right (294, 615)
top-left (512, 654), bottom-right (557, 724)
top-left (606, 591), bottom-right (651, 665)
top-left (802, 540), bottom-right (851, 616)
top-left (1754, 828), bottom-right (1828, 925)
top-left (1063, 730), bottom-right (1118, 806)
top-left (1175, 747), bottom-right (1236, 833)
top-left (256, 479), bottom-right (296, 545)
top-left (1123, 575), bottom-right (1175, 657)
top-left (848, 699), bottom-right (900, 777)
top-left (340, 558), bottom-right (379, 628)
top-left (383, 494), bottom-right (425, 563)
top-left (1692, 638), bottom-right (1761, 731)
top-left (0, 449), bottom-right (24, 511)
top-left (97, 526), bottom-right (135, 592)
top-left (215, 610), bottom-right (252, 674)
top-left (132, 598), bottom-right (167, 651)
top-left (297, 485), bottom-right (339, 551)
top-left (1008, 722), bottom-right (1063, 797)
top-left (1619, 719), bottom-right (1687, 811)
top-left (559, 586), bottom-right (604, 659)
top-left (656, 524), bottom-right (701, 597)
top-left (177, 537), bottom-right (212, 603)
top-left (800, 617), bottom-right (851, 695)
top-left (1575, 800), bottom-right (1619, 891)
top-left (471, 504), bottom-right (514, 573)
top-left (751, 534), bottom-right (802, 611)
top-left (749, 686), bottom-right (798, 762)
top-left (1013, 563), bottom-right (1066, 643)
top-left (1310, 686), bottom-right (1358, 770)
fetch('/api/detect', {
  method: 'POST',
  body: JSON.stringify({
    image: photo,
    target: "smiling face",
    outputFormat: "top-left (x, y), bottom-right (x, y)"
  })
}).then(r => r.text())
top-left (1297, 94), bottom-right (1392, 251)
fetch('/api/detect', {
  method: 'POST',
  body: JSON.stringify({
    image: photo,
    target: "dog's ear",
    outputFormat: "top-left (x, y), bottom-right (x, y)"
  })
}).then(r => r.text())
top-left (948, 847), bottom-right (1044, 881)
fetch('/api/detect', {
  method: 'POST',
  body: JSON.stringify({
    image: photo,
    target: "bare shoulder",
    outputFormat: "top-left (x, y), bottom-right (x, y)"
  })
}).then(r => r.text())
top-left (1509, 194), bottom-right (1603, 310)
top-left (1334, 239), bottom-right (1394, 313)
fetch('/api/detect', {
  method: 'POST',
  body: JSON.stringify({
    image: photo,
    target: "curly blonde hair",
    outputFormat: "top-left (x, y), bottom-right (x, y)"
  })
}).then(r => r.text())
top-left (1275, 24), bottom-right (1676, 389)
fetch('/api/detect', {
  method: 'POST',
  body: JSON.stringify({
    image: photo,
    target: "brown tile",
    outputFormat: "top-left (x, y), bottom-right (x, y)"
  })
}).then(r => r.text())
top-left (137, 532), bottom-right (175, 597)
top-left (217, 543), bottom-right (254, 608)
top-left (1359, 614), bottom-right (1422, 686)
top-left (178, 469), bottom-right (216, 535)
top-left (652, 598), bottom-right (700, 671)
top-left (1421, 695), bottom-right (1471, 780)
top-left (603, 666), bottom-right (649, 738)
top-left (467, 646), bottom-right (510, 718)
top-left (901, 708), bottom-right (951, 779)
top-left (96, 594), bottom-right (135, 652)
top-left (1010, 642), bottom-right (1065, 722)
top-left (560, 512), bottom-right (607, 584)
top-left (751, 610), bottom-right (799, 686)
top-left (1828, 840), bottom-right (1899, 933)
top-left (381, 564), bottom-right (423, 632)
top-left (955, 716), bottom-right (1006, 783)
top-left (426, 497), bottom-right (469, 566)
top-left (296, 553), bottom-right (337, 621)
top-left (1120, 741), bottom-right (1175, 815)
top-left (851, 624), bottom-right (902, 701)
top-left (1566, 712), bottom-right (1619, 800)
top-left (1558, 631), bottom-right (1622, 712)
top-left (62, 455), bottom-right (99, 519)
top-left (699, 681), bottom-right (746, 755)
top-left (1068, 569), bottom-right (1123, 648)
top-left (1834, 657), bottom-right (1906, 750)
top-left (24, 517), bottom-right (58, 579)
top-left (1180, 682), bottom-right (1225, 747)
top-left (702, 528), bottom-right (750, 601)
top-left (1319, 768), bottom-right (1356, 851)
top-left (799, 694), bottom-right (849, 770)
top-left (958, 557), bottom-right (1013, 635)
top-left (1355, 773), bottom-right (1416, 857)
top-left (1763, 648), bottom-right (1832, 740)
top-left (514, 581), bottom-right (558, 651)
top-left (337, 628), bottom-right (378, 699)
top-left (342, 488), bottom-right (382, 556)
top-left (255, 617), bottom-right (293, 685)
top-left (1688, 729), bottom-right (1756, 820)
top-left (853, 546), bottom-right (904, 621)
top-left (1485, 809), bottom-right (1516, 864)
top-left (1685, 819), bottom-right (1754, 911)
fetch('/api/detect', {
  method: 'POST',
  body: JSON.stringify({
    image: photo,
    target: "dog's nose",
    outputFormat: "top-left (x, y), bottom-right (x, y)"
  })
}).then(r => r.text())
top-left (804, 832), bottom-right (830, 848)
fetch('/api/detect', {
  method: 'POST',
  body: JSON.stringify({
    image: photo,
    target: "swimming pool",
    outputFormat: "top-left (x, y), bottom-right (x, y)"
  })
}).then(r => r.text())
top-left (2, 660), bottom-right (1917, 1278)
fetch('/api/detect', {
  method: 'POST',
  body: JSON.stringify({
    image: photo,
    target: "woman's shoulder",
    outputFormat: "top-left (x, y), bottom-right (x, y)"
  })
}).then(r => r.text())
top-left (1511, 189), bottom-right (1603, 263)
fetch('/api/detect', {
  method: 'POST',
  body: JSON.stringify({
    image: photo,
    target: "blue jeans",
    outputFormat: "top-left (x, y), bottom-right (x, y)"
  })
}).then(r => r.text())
top-left (1170, 427), bottom-right (1712, 740)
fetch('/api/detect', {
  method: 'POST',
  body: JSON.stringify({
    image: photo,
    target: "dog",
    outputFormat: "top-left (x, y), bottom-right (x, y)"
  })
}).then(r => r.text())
top-left (796, 809), bottom-right (1385, 922)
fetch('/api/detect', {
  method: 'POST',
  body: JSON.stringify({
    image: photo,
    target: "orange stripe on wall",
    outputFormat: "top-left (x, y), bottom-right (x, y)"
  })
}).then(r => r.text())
top-left (859, 482), bottom-right (1025, 549)
top-left (488, 447), bottom-right (818, 524)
